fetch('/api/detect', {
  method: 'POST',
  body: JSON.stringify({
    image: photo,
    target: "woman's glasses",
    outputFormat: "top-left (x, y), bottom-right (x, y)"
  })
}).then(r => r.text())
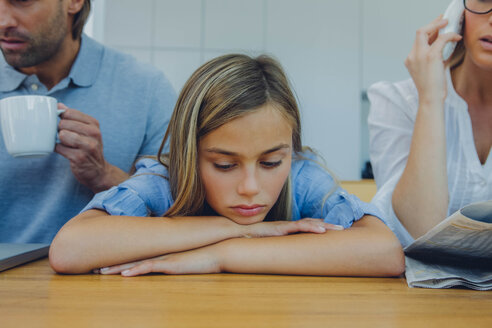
top-left (465, 0), bottom-right (492, 15)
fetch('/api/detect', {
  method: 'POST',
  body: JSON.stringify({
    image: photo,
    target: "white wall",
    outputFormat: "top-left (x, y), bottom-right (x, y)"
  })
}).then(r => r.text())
top-left (95, 0), bottom-right (451, 180)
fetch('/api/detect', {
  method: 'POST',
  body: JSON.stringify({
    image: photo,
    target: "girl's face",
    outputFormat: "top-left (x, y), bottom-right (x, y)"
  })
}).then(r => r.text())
top-left (198, 104), bottom-right (293, 225)
top-left (463, 9), bottom-right (492, 69)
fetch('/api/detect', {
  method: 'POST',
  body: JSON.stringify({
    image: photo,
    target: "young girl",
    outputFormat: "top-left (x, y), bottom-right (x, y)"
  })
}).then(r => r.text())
top-left (50, 54), bottom-right (404, 276)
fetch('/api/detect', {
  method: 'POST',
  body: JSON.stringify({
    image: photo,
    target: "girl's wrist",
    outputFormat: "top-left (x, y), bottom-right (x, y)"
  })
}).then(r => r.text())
top-left (209, 239), bottom-right (235, 273)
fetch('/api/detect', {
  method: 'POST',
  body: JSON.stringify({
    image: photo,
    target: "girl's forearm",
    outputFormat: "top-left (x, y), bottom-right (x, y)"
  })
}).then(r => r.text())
top-left (214, 216), bottom-right (405, 277)
top-left (393, 100), bottom-right (449, 239)
top-left (49, 210), bottom-right (243, 274)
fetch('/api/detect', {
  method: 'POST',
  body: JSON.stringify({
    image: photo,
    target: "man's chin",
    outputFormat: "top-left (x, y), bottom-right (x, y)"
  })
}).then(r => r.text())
top-left (1, 51), bottom-right (39, 69)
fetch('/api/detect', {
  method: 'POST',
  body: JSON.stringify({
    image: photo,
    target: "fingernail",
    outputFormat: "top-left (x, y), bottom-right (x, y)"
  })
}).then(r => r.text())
top-left (122, 270), bottom-right (131, 276)
top-left (99, 267), bottom-right (109, 274)
top-left (317, 226), bottom-right (327, 232)
top-left (333, 225), bottom-right (344, 230)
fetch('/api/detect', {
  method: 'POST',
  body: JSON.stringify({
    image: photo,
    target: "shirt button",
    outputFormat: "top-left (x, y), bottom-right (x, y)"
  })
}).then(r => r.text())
top-left (31, 84), bottom-right (39, 91)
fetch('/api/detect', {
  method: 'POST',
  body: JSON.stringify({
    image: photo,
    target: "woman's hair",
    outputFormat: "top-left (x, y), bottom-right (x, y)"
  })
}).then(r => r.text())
top-left (157, 54), bottom-right (302, 220)
top-left (449, 15), bottom-right (466, 69)
top-left (72, 0), bottom-right (92, 40)
top-left (449, 38), bottom-right (466, 69)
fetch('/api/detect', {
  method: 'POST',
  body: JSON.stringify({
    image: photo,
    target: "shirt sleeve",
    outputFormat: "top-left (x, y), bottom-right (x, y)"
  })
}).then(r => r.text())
top-left (291, 156), bottom-right (388, 228)
top-left (138, 71), bottom-right (177, 156)
top-left (81, 158), bottom-right (174, 217)
top-left (367, 80), bottom-right (419, 247)
top-left (367, 80), bottom-right (417, 189)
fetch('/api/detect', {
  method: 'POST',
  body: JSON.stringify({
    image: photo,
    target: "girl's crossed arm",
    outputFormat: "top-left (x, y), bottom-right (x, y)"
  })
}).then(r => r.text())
top-left (91, 215), bottom-right (404, 277)
top-left (49, 209), bottom-right (341, 274)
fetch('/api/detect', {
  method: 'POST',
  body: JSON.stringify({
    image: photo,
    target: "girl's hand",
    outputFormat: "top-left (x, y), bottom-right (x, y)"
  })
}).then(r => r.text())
top-left (95, 247), bottom-right (221, 276)
top-left (240, 218), bottom-right (344, 238)
top-left (404, 16), bottom-right (462, 106)
top-left (93, 219), bottom-right (343, 276)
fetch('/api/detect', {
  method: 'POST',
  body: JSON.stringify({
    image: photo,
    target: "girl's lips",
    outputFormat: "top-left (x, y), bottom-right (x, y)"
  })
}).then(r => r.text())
top-left (231, 205), bottom-right (266, 217)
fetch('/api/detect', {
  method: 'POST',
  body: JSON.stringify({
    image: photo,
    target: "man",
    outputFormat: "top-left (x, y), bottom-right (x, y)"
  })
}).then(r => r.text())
top-left (0, 0), bottom-right (176, 242)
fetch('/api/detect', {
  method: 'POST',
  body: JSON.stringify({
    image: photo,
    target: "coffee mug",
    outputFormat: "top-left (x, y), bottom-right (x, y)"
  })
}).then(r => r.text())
top-left (0, 95), bottom-right (63, 157)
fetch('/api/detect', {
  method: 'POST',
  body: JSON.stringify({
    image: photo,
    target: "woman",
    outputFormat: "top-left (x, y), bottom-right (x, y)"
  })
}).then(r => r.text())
top-left (369, 0), bottom-right (492, 246)
top-left (49, 54), bottom-right (404, 276)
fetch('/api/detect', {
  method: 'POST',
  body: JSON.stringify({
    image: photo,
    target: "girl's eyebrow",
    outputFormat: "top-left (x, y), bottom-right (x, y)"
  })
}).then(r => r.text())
top-left (205, 144), bottom-right (291, 156)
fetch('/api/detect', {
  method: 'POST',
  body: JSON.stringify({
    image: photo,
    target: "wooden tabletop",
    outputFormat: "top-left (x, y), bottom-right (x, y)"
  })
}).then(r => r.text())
top-left (340, 180), bottom-right (378, 203)
top-left (1, 259), bottom-right (491, 328)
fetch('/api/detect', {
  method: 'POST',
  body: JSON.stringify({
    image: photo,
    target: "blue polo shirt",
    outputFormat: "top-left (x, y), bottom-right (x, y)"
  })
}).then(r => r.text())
top-left (0, 35), bottom-right (176, 243)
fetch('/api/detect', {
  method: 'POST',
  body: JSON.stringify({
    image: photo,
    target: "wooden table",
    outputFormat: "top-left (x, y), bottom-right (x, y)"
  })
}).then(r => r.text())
top-left (1, 259), bottom-right (491, 327)
top-left (340, 180), bottom-right (378, 203)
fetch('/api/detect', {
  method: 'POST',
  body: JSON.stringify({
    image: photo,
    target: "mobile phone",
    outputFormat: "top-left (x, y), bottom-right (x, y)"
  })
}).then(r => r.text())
top-left (440, 0), bottom-right (465, 60)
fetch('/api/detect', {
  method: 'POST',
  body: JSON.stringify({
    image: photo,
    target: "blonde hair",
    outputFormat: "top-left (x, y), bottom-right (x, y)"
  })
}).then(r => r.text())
top-left (449, 38), bottom-right (466, 69)
top-left (448, 14), bottom-right (466, 69)
top-left (157, 54), bottom-right (302, 220)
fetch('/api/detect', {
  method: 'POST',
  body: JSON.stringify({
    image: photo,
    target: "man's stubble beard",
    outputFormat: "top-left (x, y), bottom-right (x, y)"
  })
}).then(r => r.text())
top-left (1, 3), bottom-right (68, 68)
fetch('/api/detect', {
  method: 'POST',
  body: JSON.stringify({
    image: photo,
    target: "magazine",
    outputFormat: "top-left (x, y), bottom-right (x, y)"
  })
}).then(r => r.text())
top-left (404, 200), bottom-right (492, 290)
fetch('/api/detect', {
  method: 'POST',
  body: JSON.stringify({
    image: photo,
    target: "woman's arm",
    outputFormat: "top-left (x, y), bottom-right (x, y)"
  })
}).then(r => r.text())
top-left (49, 209), bottom-right (341, 274)
top-left (392, 17), bottom-right (462, 238)
top-left (105, 216), bottom-right (405, 277)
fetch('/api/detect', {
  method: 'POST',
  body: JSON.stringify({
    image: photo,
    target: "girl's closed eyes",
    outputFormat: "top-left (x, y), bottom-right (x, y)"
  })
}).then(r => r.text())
top-left (213, 161), bottom-right (282, 171)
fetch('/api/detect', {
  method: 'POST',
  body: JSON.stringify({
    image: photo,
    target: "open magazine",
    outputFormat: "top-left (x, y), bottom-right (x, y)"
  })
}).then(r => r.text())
top-left (404, 200), bottom-right (492, 290)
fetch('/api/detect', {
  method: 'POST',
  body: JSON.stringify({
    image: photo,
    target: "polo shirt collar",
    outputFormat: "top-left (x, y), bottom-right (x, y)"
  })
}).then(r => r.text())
top-left (69, 34), bottom-right (104, 87)
top-left (0, 34), bottom-right (103, 92)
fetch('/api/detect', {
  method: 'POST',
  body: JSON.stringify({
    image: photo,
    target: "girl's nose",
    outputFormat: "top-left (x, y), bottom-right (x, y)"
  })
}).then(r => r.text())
top-left (237, 169), bottom-right (260, 196)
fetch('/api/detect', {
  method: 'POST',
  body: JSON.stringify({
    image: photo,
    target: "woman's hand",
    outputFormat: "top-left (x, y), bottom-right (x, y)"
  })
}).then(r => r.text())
top-left (239, 218), bottom-right (343, 238)
top-left (405, 16), bottom-right (462, 106)
top-left (96, 247), bottom-right (222, 276)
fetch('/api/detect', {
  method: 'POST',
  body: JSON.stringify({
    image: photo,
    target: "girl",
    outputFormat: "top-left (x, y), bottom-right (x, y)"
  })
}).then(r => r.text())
top-left (369, 0), bottom-right (492, 246)
top-left (50, 54), bottom-right (404, 276)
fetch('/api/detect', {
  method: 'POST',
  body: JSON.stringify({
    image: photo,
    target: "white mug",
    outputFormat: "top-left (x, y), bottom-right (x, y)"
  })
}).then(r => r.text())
top-left (0, 95), bottom-right (63, 158)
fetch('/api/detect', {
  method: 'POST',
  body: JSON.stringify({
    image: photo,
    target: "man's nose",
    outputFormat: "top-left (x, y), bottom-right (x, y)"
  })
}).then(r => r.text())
top-left (0, 3), bottom-right (17, 30)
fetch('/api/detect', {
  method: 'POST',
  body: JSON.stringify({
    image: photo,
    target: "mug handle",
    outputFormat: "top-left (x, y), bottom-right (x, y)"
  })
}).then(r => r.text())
top-left (55, 109), bottom-right (65, 143)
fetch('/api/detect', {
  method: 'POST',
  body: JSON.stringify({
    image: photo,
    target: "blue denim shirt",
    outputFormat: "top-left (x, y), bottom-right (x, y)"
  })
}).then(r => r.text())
top-left (0, 35), bottom-right (177, 243)
top-left (83, 156), bottom-right (387, 228)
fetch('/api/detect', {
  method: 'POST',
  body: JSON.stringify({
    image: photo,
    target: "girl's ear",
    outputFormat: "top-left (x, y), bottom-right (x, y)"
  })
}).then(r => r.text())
top-left (67, 0), bottom-right (85, 15)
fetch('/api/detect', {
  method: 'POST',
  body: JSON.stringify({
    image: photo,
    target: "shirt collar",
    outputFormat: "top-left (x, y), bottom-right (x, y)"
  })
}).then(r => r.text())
top-left (0, 34), bottom-right (103, 92)
top-left (69, 34), bottom-right (104, 88)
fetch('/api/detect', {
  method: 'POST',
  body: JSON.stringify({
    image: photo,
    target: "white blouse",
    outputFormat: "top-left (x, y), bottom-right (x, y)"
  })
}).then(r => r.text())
top-left (367, 70), bottom-right (492, 247)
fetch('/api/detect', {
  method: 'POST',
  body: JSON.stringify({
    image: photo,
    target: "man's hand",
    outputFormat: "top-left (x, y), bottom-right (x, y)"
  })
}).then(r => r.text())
top-left (55, 103), bottom-right (129, 193)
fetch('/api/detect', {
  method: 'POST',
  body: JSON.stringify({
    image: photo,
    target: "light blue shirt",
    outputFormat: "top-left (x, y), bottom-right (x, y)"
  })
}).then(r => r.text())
top-left (0, 35), bottom-right (177, 243)
top-left (83, 156), bottom-right (388, 228)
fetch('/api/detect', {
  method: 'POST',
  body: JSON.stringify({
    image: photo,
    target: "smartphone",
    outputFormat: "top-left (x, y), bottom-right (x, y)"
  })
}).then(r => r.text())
top-left (440, 0), bottom-right (465, 60)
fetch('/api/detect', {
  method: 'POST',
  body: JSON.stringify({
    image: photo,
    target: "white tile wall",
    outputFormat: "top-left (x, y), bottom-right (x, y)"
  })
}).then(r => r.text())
top-left (202, 49), bottom-right (264, 64)
top-left (204, 0), bottom-right (264, 51)
top-left (266, 0), bottom-right (361, 178)
top-left (99, 0), bottom-right (451, 179)
top-left (104, 0), bottom-right (153, 48)
top-left (154, 0), bottom-right (202, 48)
top-left (153, 50), bottom-right (202, 94)
top-left (362, 0), bottom-right (451, 89)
